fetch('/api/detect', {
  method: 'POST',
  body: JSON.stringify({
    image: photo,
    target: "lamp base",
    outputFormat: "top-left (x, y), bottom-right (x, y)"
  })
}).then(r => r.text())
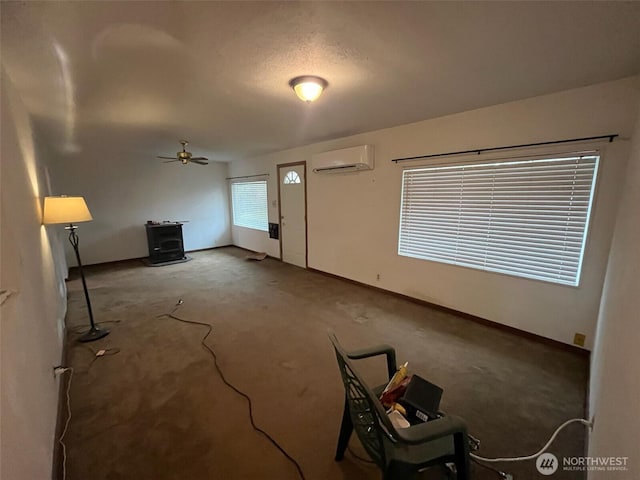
top-left (78, 326), bottom-right (110, 343)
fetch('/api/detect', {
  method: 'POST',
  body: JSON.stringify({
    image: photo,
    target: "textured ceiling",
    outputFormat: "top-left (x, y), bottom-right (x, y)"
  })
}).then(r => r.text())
top-left (2, 1), bottom-right (640, 162)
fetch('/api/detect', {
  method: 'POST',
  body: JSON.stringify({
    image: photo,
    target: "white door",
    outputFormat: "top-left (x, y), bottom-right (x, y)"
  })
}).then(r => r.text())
top-left (279, 163), bottom-right (306, 268)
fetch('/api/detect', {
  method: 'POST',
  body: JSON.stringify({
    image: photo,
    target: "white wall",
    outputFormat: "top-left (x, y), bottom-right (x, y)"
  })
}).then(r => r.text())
top-left (49, 151), bottom-right (232, 266)
top-left (588, 98), bottom-right (640, 477)
top-left (230, 77), bottom-right (640, 349)
top-left (1, 70), bottom-right (69, 480)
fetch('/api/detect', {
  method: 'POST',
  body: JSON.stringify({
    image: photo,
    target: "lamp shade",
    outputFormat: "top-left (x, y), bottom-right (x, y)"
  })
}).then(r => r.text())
top-left (42, 196), bottom-right (93, 225)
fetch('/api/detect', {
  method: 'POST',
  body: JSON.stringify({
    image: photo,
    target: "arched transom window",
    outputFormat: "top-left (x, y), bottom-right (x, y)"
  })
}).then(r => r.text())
top-left (283, 171), bottom-right (301, 184)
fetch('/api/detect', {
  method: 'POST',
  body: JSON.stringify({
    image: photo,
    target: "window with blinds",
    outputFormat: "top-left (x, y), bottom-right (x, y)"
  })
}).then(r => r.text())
top-left (231, 180), bottom-right (268, 231)
top-left (398, 154), bottom-right (599, 286)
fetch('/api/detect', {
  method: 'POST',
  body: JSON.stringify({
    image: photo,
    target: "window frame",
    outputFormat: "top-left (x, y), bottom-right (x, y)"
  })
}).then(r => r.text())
top-left (397, 149), bottom-right (601, 287)
top-left (230, 180), bottom-right (269, 232)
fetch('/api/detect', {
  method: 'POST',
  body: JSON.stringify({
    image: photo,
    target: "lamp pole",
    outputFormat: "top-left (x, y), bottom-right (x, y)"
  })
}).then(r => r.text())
top-left (67, 224), bottom-right (109, 342)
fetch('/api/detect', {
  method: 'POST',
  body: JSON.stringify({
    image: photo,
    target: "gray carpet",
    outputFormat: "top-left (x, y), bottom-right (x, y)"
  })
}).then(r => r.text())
top-left (60, 247), bottom-right (588, 479)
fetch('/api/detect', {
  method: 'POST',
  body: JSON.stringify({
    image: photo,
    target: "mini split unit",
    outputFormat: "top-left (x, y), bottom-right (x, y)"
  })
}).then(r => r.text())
top-left (311, 145), bottom-right (375, 173)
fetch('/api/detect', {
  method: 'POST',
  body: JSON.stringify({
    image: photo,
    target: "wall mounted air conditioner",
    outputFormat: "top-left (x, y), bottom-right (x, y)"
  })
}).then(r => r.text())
top-left (311, 145), bottom-right (374, 173)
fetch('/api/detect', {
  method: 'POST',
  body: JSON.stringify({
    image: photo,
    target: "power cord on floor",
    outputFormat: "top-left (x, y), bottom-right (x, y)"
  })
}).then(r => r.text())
top-left (54, 367), bottom-right (74, 480)
top-left (80, 346), bottom-right (121, 373)
top-left (471, 417), bottom-right (592, 464)
top-left (157, 299), bottom-right (306, 480)
top-left (471, 457), bottom-right (512, 479)
top-left (347, 445), bottom-right (375, 464)
top-left (55, 349), bottom-right (121, 479)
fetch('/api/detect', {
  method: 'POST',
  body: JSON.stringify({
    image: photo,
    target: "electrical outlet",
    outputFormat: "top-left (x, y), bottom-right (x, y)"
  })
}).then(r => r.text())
top-left (573, 333), bottom-right (586, 347)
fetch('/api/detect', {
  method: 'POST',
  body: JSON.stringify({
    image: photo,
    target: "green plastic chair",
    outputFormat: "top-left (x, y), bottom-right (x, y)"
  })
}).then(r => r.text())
top-left (328, 331), bottom-right (470, 480)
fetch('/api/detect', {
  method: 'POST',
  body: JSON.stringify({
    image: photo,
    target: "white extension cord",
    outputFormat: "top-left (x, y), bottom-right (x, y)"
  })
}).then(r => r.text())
top-left (54, 347), bottom-right (119, 480)
top-left (56, 367), bottom-right (74, 480)
top-left (471, 417), bottom-right (592, 463)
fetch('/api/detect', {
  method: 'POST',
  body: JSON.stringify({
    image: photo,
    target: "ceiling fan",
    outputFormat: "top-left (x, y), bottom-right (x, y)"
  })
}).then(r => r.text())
top-left (158, 140), bottom-right (209, 165)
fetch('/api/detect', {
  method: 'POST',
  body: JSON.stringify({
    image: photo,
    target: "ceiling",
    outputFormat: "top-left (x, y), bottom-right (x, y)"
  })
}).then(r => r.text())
top-left (2, 1), bottom-right (639, 163)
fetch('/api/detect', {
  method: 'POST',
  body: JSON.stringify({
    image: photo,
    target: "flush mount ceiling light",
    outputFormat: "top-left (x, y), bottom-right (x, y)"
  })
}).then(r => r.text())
top-left (289, 75), bottom-right (328, 102)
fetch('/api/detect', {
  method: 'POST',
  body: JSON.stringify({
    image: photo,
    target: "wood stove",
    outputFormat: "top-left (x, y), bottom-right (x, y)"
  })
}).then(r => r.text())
top-left (145, 223), bottom-right (185, 264)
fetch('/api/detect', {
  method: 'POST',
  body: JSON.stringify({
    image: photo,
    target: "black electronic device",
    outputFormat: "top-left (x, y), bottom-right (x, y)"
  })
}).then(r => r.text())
top-left (399, 375), bottom-right (443, 423)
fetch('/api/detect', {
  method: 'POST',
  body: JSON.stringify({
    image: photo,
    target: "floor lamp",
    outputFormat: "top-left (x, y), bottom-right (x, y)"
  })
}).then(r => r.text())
top-left (43, 196), bottom-right (110, 342)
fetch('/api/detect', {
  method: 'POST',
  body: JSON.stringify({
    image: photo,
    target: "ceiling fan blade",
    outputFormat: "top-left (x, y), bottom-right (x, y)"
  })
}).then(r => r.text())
top-left (157, 155), bottom-right (177, 160)
top-left (190, 158), bottom-right (209, 165)
top-left (163, 159), bottom-right (181, 163)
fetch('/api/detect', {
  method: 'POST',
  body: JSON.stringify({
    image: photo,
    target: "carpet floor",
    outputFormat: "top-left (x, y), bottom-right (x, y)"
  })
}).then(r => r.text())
top-left (60, 247), bottom-right (589, 480)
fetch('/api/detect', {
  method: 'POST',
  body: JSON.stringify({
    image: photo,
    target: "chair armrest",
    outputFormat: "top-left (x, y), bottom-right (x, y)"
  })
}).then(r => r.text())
top-left (395, 415), bottom-right (467, 445)
top-left (346, 345), bottom-right (397, 380)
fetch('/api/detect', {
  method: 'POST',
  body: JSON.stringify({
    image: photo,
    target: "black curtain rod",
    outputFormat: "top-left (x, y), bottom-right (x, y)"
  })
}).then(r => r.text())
top-left (226, 173), bottom-right (270, 180)
top-left (391, 134), bottom-right (618, 163)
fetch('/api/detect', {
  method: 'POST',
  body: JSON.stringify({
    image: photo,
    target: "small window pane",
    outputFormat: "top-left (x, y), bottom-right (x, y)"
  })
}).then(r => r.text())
top-left (283, 171), bottom-right (301, 184)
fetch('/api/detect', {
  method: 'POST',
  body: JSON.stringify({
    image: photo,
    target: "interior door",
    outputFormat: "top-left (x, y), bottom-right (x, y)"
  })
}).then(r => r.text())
top-left (278, 162), bottom-right (307, 268)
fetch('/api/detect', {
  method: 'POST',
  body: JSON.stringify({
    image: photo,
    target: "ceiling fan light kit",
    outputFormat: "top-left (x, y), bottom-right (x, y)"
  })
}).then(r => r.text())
top-left (157, 140), bottom-right (209, 165)
top-left (289, 75), bottom-right (328, 102)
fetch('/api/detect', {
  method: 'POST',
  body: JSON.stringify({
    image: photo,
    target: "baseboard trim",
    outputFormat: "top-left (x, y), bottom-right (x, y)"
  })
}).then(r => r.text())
top-left (67, 245), bottom-right (234, 276)
top-left (307, 267), bottom-right (590, 357)
top-left (185, 245), bottom-right (232, 254)
top-left (224, 245), bottom-right (282, 261)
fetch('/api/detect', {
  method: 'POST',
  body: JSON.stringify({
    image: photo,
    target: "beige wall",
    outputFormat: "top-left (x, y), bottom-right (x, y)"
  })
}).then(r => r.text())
top-left (588, 98), bottom-right (640, 477)
top-left (230, 77), bottom-right (640, 349)
top-left (1, 71), bottom-right (68, 480)
top-left (49, 150), bottom-right (232, 267)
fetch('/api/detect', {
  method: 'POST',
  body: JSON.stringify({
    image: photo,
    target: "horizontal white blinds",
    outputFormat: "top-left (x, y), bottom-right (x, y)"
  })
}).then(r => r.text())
top-left (231, 181), bottom-right (268, 231)
top-left (398, 155), bottom-right (599, 286)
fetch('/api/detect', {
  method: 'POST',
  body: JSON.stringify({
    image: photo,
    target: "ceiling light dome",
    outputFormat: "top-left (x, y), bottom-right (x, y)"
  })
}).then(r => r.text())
top-left (289, 76), bottom-right (328, 102)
